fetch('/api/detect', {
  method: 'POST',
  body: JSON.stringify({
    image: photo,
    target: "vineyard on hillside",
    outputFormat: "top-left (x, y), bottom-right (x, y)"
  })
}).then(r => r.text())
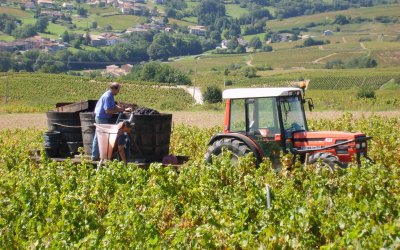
top-left (0, 73), bottom-right (193, 112)
top-left (0, 114), bottom-right (399, 248)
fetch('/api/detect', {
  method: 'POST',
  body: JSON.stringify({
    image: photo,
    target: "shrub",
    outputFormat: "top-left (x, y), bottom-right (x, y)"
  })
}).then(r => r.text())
top-left (203, 85), bottom-right (222, 103)
top-left (356, 88), bottom-right (376, 99)
top-left (241, 66), bottom-right (257, 78)
top-left (261, 45), bottom-right (273, 52)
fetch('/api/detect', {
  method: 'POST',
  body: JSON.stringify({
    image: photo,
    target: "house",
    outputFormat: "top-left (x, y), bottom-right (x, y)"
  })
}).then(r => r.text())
top-left (101, 33), bottom-right (128, 45)
top-left (90, 35), bottom-right (107, 47)
top-left (37, 0), bottom-right (55, 8)
top-left (279, 33), bottom-right (292, 42)
top-left (62, 2), bottom-right (74, 9)
top-left (105, 64), bottom-right (133, 76)
top-left (40, 10), bottom-right (64, 18)
top-left (165, 27), bottom-right (173, 33)
top-left (120, 64), bottom-right (133, 73)
top-left (24, 2), bottom-right (36, 10)
top-left (188, 25), bottom-right (206, 36)
top-left (323, 30), bottom-right (334, 36)
top-left (237, 38), bottom-right (249, 47)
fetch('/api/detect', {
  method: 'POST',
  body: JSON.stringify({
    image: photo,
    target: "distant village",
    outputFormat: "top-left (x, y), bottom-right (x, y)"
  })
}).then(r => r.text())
top-left (0, 0), bottom-right (336, 74)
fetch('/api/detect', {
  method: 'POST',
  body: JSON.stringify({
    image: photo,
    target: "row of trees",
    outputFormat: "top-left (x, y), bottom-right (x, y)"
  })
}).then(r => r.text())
top-left (0, 30), bottom-right (217, 73)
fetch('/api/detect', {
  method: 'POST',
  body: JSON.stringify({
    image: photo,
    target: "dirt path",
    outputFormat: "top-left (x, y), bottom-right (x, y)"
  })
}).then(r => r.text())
top-left (342, 37), bottom-right (347, 43)
top-left (178, 86), bottom-right (203, 104)
top-left (360, 42), bottom-right (367, 50)
top-left (1, 111), bottom-right (400, 130)
top-left (313, 53), bottom-right (337, 64)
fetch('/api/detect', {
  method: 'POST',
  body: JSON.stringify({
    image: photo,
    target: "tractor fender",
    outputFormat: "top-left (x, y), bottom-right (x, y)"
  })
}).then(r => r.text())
top-left (208, 133), bottom-right (263, 164)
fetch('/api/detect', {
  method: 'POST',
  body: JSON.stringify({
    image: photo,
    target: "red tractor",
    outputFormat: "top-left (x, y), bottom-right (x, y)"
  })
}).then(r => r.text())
top-left (205, 87), bottom-right (372, 169)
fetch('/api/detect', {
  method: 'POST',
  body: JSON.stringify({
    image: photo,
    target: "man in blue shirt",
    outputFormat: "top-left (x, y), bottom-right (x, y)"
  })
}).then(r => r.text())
top-left (92, 82), bottom-right (127, 161)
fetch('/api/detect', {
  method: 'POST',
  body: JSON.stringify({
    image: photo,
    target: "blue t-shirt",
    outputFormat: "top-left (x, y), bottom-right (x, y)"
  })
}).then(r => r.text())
top-left (95, 90), bottom-right (116, 119)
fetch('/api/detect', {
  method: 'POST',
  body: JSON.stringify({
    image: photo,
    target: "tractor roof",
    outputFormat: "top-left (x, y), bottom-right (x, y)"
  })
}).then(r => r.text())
top-left (223, 87), bottom-right (303, 99)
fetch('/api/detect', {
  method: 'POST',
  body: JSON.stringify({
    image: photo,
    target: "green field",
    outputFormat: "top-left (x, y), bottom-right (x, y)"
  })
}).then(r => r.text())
top-left (268, 4), bottom-right (400, 31)
top-left (0, 6), bottom-right (31, 18)
top-left (225, 4), bottom-right (248, 18)
top-left (94, 15), bottom-right (146, 30)
top-left (0, 33), bottom-right (15, 42)
top-left (0, 73), bottom-right (193, 113)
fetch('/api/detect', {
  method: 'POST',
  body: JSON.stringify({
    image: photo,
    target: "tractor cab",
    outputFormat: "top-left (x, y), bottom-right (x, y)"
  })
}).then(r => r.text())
top-left (223, 87), bottom-right (308, 151)
top-left (205, 87), bottom-right (371, 169)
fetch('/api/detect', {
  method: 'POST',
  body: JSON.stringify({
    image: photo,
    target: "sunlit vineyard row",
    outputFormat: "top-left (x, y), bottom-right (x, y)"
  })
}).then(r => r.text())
top-left (0, 114), bottom-right (399, 248)
top-left (0, 73), bottom-right (193, 112)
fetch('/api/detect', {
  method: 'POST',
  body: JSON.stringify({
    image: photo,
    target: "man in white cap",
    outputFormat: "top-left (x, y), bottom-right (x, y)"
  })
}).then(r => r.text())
top-left (91, 82), bottom-right (128, 161)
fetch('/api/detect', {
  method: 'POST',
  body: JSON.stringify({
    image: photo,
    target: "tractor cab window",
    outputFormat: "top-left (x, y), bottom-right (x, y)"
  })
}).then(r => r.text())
top-left (247, 98), bottom-right (280, 138)
top-left (279, 95), bottom-right (307, 138)
top-left (230, 99), bottom-right (246, 132)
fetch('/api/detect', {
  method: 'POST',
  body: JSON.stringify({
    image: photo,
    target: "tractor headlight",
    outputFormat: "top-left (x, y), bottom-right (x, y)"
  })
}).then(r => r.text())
top-left (361, 142), bottom-right (366, 148)
top-left (356, 143), bottom-right (361, 149)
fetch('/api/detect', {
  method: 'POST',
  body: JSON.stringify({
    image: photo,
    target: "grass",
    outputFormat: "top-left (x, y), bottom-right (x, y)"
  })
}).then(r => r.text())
top-left (182, 16), bottom-right (198, 24)
top-left (0, 33), bottom-right (15, 42)
top-left (0, 6), bottom-right (31, 18)
top-left (94, 15), bottom-right (146, 31)
top-left (169, 54), bottom-right (248, 72)
top-left (168, 18), bottom-right (195, 27)
top-left (225, 4), bottom-right (248, 18)
top-left (267, 4), bottom-right (400, 31)
top-left (46, 22), bottom-right (68, 36)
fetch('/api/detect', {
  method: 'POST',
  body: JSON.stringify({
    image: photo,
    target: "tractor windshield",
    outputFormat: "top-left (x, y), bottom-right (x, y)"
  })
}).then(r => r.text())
top-left (279, 95), bottom-right (307, 138)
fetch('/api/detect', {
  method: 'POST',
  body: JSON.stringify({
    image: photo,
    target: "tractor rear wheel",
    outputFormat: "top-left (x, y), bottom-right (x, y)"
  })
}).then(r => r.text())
top-left (306, 152), bottom-right (346, 172)
top-left (204, 138), bottom-right (253, 164)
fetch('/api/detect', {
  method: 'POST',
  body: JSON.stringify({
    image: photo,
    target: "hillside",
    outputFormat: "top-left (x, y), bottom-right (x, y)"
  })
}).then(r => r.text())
top-left (0, 73), bottom-right (193, 112)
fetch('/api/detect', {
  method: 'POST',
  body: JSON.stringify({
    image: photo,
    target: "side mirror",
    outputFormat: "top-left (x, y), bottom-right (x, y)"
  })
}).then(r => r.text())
top-left (307, 98), bottom-right (314, 111)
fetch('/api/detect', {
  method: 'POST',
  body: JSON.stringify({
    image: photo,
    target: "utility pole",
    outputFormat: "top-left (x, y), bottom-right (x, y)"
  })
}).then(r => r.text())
top-left (193, 55), bottom-right (201, 99)
top-left (5, 76), bottom-right (9, 105)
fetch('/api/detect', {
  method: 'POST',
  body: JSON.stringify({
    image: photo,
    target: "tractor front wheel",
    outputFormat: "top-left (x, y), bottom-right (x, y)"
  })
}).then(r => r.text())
top-left (306, 152), bottom-right (346, 172)
top-left (204, 138), bottom-right (253, 164)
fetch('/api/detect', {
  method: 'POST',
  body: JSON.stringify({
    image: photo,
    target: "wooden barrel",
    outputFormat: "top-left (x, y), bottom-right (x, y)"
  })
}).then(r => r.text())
top-left (44, 131), bottom-right (61, 157)
top-left (47, 111), bottom-right (82, 156)
top-left (131, 114), bottom-right (172, 162)
top-left (79, 112), bottom-right (96, 155)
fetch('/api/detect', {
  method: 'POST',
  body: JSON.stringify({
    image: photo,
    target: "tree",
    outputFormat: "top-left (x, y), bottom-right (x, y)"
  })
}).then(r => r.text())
top-left (12, 24), bottom-right (37, 39)
top-left (333, 15), bottom-right (350, 25)
top-left (91, 21), bottom-right (97, 29)
top-left (196, 0), bottom-right (226, 26)
top-left (34, 17), bottom-right (49, 33)
top-left (62, 31), bottom-right (70, 43)
top-left (249, 36), bottom-right (262, 49)
top-left (203, 85), bottom-right (222, 103)
top-left (147, 33), bottom-right (173, 61)
top-left (227, 37), bottom-right (238, 50)
top-left (77, 7), bottom-right (87, 17)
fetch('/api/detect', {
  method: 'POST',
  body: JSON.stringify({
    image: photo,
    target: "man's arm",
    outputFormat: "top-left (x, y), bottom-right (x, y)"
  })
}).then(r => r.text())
top-left (105, 105), bottom-right (124, 114)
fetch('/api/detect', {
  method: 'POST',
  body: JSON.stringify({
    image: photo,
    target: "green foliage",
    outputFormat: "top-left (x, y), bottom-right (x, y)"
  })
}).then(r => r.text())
top-left (241, 66), bottom-right (257, 78)
top-left (0, 114), bottom-right (400, 248)
top-left (124, 62), bottom-right (191, 85)
top-left (346, 56), bottom-right (377, 69)
top-left (249, 36), bottom-right (262, 49)
top-left (202, 85), bottom-right (222, 103)
top-left (303, 37), bottom-right (326, 47)
top-left (11, 24), bottom-right (37, 39)
top-left (357, 88), bottom-right (376, 99)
